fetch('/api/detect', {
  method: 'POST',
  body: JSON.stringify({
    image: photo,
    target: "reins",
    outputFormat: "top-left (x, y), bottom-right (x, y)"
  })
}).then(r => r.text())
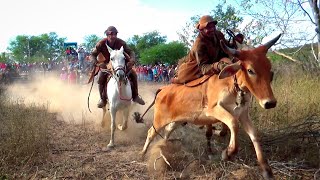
top-left (87, 66), bottom-right (100, 113)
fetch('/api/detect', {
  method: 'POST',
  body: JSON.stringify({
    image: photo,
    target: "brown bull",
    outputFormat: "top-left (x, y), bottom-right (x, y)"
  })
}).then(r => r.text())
top-left (140, 34), bottom-right (281, 180)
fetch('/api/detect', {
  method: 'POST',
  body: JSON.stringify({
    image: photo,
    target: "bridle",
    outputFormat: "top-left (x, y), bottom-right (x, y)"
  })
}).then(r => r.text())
top-left (110, 60), bottom-right (131, 101)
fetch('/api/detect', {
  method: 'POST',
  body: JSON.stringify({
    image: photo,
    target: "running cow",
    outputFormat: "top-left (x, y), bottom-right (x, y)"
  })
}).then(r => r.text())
top-left (139, 34), bottom-right (281, 180)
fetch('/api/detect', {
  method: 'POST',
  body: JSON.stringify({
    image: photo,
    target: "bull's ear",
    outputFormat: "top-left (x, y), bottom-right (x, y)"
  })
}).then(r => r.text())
top-left (218, 63), bottom-right (241, 79)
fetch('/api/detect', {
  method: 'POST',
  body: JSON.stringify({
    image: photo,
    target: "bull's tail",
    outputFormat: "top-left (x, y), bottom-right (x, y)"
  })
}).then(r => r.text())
top-left (133, 88), bottom-right (162, 123)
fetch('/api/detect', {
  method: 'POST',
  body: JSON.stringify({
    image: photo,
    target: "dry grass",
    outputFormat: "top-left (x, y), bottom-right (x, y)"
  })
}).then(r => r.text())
top-left (0, 87), bottom-right (55, 179)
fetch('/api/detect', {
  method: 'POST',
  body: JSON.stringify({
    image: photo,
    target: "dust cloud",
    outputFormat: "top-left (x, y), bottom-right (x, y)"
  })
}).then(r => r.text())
top-left (6, 73), bottom-right (101, 124)
top-left (5, 73), bottom-right (163, 139)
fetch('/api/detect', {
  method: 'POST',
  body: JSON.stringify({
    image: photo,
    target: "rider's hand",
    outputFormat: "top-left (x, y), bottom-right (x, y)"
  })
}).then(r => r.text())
top-left (90, 55), bottom-right (98, 65)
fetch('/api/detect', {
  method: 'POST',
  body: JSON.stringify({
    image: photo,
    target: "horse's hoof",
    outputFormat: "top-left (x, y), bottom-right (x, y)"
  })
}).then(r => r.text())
top-left (101, 121), bottom-right (105, 127)
top-left (118, 124), bottom-right (127, 131)
top-left (102, 146), bottom-right (112, 152)
top-left (107, 144), bottom-right (114, 150)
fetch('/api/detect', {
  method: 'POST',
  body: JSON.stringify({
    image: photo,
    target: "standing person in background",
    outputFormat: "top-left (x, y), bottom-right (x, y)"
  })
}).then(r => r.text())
top-left (77, 46), bottom-right (86, 70)
top-left (60, 67), bottom-right (68, 83)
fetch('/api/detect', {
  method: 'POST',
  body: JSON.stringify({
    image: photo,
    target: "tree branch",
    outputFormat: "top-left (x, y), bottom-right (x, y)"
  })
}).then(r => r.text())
top-left (273, 50), bottom-right (302, 64)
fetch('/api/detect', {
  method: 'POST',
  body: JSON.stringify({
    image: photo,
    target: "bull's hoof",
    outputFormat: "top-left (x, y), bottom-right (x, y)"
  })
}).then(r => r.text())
top-left (139, 150), bottom-right (146, 159)
top-left (221, 149), bottom-right (230, 161)
top-left (262, 169), bottom-right (274, 180)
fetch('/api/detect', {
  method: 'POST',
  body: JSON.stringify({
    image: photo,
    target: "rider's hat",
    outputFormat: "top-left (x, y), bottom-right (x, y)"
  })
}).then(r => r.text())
top-left (105, 26), bottom-right (118, 35)
top-left (196, 15), bottom-right (217, 30)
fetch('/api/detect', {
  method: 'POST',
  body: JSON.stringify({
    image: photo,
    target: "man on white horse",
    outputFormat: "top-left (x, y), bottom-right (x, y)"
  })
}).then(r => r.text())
top-left (90, 26), bottom-right (145, 108)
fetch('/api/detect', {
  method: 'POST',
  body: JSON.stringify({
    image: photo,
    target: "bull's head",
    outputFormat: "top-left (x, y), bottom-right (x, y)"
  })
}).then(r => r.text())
top-left (219, 34), bottom-right (281, 109)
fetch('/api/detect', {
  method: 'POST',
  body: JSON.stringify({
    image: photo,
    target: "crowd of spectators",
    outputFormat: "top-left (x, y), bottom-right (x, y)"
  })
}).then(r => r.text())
top-left (135, 64), bottom-right (177, 83)
top-left (0, 58), bottom-right (177, 85)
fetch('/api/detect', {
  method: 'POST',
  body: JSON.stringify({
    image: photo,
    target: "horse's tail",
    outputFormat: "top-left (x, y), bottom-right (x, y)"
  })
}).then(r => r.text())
top-left (133, 88), bottom-right (162, 123)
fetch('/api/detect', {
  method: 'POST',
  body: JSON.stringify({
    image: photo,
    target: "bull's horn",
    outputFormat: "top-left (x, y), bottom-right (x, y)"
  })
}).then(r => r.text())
top-left (264, 34), bottom-right (282, 50)
top-left (220, 40), bottom-right (239, 57)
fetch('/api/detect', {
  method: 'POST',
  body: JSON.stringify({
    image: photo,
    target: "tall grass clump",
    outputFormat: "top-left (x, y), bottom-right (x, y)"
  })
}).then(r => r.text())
top-left (248, 62), bottom-right (320, 168)
top-left (0, 85), bottom-right (55, 179)
top-left (251, 61), bottom-right (320, 129)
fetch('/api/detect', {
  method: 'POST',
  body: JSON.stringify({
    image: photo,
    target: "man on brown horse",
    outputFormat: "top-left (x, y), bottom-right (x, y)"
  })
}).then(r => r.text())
top-left (89, 26), bottom-right (145, 108)
top-left (172, 15), bottom-right (243, 84)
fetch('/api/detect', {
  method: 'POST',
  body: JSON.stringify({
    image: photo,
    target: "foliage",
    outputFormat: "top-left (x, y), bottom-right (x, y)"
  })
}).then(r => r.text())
top-left (177, 3), bottom-right (243, 48)
top-left (7, 32), bottom-right (66, 63)
top-left (0, 52), bottom-right (7, 63)
top-left (83, 34), bottom-right (102, 52)
top-left (211, 4), bottom-right (243, 33)
top-left (127, 31), bottom-right (167, 58)
top-left (139, 41), bottom-right (188, 65)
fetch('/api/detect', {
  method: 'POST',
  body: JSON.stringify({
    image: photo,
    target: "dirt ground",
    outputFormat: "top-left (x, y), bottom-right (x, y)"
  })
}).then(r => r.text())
top-left (5, 75), bottom-right (317, 180)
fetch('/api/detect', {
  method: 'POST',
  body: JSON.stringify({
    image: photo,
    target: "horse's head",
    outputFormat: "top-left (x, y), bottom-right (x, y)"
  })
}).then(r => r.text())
top-left (219, 34), bottom-right (281, 109)
top-left (107, 45), bottom-right (126, 82)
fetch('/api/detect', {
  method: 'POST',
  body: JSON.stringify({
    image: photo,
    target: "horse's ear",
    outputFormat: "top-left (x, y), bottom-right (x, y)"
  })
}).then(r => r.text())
top-left (119, 46), bottom-right (124, 52)
top-left (107, 45), bottom-right (113, 53)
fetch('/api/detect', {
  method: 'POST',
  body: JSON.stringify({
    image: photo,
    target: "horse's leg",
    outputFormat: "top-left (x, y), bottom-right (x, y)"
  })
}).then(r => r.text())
top-left (101, 106), bottom-right (107, 127)
top-left (118, 107), bottom-right (129, 131)
top-left (107, 107), bottom-right (116, 149)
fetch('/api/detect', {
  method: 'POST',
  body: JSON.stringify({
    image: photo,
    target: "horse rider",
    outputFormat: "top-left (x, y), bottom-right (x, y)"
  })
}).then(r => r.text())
top-left (171, 15), bottom-right (244, 84)
top-left (89, 26), bottom-right (145, 108)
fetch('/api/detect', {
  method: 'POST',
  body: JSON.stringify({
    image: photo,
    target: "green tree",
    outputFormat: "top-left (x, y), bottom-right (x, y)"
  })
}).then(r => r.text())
top-left (7, 32), bottom-right (65, 63)
top-left (127, 31), bottom-right (167, 58)
top-left (139, 41), bottom-right (188, 65)
top-left (0, 52), bottom-right (7, 63)
top-left (83, 34), bottom-right (101, 52)
top-left (211, 4), bottom-right (243, 33)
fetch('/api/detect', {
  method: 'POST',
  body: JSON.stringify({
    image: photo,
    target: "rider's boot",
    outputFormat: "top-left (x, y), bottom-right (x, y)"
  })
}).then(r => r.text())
top-left (97, 84), bottom-right (107, 108)
top-left (130, 73), bottom-right (145, 105)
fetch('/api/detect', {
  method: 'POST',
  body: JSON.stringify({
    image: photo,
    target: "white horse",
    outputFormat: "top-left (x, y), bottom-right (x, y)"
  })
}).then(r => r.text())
top-left (102, 45), bottom-right (132, 149)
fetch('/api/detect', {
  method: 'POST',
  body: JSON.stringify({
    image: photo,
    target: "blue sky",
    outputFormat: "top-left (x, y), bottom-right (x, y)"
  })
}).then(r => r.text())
top-left (0, 0), bottom-right (218, 52)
